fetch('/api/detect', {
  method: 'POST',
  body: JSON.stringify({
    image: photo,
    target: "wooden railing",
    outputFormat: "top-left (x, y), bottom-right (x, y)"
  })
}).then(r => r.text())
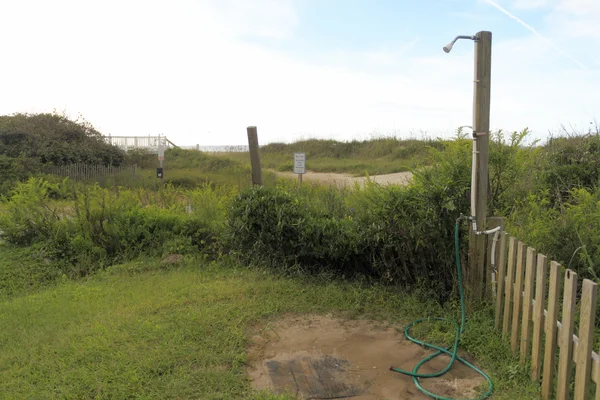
top-left (102, 136), bottom-right (175, 153)
top-left (494, 232), bottom-right (599, 399)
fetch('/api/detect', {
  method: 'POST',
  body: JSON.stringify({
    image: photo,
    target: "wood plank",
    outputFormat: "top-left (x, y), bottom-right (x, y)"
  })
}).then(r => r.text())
top-left (503, 237), bottom-right (517, 336)
top-left (545, 310), bottom-right (600, 385)
top-left (511, 241), bottom-right (527, 355)
top-left (520, 247), bottom-right (536, 363)
top-left (556, 269), bottom-right (578, 400)
top-left (574, 280), bottom-right (598, 400)
top-left (531, 254), bottom-right (548, 382)
top-left (266, 360), bottom-right (297, 395)
top-left (542, 261), bottom-right (562, 400)
top-left (289, 358), bottom-right (323, 397)
top-left (495, 232), bottom-right (508, 330)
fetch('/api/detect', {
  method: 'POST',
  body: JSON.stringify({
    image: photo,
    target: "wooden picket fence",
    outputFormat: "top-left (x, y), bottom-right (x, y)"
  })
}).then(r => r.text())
top-left (493, 232), bottom-right (599, 399)
top-left (43, 163), bottom-right (137, 182)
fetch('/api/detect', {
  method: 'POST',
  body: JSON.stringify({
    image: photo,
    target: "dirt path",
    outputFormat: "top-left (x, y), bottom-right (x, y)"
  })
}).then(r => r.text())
top-left (275, 170), bottom-right (413, 187)
top-left (247, 314), bottom-right (485, 399)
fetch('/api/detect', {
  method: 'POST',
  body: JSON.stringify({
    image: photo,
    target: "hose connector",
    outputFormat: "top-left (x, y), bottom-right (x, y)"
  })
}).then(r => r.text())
top-left (456, 214), bottom-right (469, 224)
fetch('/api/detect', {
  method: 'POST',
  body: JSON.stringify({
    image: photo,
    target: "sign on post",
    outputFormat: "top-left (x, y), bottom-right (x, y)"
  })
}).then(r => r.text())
top-left (294, 152), bottom-right (306, 174)
top-left (294, 152), bottom-right (306, 184)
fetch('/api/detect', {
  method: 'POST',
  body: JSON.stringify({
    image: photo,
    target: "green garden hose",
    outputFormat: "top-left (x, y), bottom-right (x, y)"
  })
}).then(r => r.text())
top-left (389, 221), bottom-right (494, 400)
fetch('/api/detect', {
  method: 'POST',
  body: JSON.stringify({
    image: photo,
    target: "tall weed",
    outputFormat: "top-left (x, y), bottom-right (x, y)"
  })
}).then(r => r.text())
top-left (0, 178), bottom-right (233, 276)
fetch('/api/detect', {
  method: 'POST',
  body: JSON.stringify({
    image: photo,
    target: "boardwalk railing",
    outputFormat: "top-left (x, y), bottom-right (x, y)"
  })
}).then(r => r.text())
top-left (43, 164), bottom-right (136, 182)
top-left (493, 232), bottom-right (599, 399)
top-left (103, 136), bottom-right (175, 153)
top-left (179, 145), bottom-right (249, 152)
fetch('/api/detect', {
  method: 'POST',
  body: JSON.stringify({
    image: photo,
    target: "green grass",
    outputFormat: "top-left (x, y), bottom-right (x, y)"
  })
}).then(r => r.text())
top-left (0, 245), bottom-right (62, 298)
top-left (217, 137), bottom-right (441, 176)
top-left (0, 253), bottom-right (541, 399)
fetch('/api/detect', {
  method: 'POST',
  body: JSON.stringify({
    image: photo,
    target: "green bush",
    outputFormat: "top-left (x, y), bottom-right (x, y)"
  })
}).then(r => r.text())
top-left (0, 178), bottom-right (65, 245)
top-left (507, 186), bottom-right (600, 281)
top-left (0, 178), bottom-right (232, 276)
top-left (0, 112), bottom-right (125, 166)
top-left (226, 154), bottom-right (472, 300)
top-left (540, 133), bottom-right (600, 203)
top-left (226, 186), bottom-right (369, 275)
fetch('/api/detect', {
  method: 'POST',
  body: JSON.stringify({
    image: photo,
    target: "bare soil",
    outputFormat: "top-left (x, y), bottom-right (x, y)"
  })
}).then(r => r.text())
top-left (247, 315), bottom-right (485, 400)
top-left (275, 171), bottom-right (413, 187)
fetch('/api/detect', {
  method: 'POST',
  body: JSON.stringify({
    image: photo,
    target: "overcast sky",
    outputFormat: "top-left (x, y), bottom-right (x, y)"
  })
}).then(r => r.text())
top-left (1, 0), bottom-right (598, 146)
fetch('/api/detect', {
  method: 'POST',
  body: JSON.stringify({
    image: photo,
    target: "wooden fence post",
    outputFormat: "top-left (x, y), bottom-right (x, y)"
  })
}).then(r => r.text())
top-left (502, 236), bottom-right (517, 337)
top-left (531, 254), bottom-right (547, 382)
top-left (556, 269), bottom-right (577, 400)
top-left (520, 247), bottom-right (536, 363)
top-left (247, 126), bottom-right (263, 186)
top-left (574, 279), bottom-right (598, 399)
top-left (511, 241), bottom-right (526, 355)
top-left (468, 31), bottom-right (492, 301)
top-left (541, 261), bottom-right (561, 400)
top-left (494, 231), bottom-right (508, 330)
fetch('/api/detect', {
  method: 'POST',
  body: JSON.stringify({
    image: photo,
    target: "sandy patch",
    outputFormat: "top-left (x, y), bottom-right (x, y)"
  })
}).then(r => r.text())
top-left (275, 171), bottom-right (413, 187)
top-left (247, 315), bottom-right (486, 400)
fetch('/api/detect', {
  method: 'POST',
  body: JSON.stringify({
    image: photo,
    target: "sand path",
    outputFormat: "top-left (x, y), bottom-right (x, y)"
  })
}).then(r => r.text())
top-left (275, 170), bottom-right (413, 187)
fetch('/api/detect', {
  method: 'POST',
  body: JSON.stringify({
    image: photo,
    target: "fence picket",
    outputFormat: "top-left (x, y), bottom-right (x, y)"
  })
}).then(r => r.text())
top-left (531, 254), bottom-right (547, 382)
top-left (574, 280), bottom-right (598, 400)
top-left (44, 163), bottom-right (135, 182)
top-left (520, 247), bottom-right (536, 363)
top-left (503, 237), bottom-right (517, 336)
top-left (556, 269), bottom-right (578, 400)
top-left (542, 262), bottom-right (562, 399)
top-left (511, 241), bottom-right (527, 355)
top-left (495, 232), bottom-right (508, 330)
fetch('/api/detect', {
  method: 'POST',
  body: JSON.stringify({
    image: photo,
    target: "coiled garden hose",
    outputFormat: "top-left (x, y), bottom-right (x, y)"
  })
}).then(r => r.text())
top-left (389, 221), bottom-right (494, 400)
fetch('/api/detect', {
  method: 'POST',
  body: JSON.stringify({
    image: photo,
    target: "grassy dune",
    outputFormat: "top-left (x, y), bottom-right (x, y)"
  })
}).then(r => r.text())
top-left (220, 137), bottom-right (443, 176)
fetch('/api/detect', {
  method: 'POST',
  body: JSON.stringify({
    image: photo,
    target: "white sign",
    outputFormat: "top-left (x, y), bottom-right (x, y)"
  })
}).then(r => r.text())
top-left (294, 152), bottom-right (306, 174)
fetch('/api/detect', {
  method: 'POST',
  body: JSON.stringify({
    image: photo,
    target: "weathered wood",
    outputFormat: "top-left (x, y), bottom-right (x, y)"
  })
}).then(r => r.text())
top-left (503, 237), bottom-right (517, 336)
top-left (246, 126), bottom-right (263, 186)
top-left (468, 31), bottom-right (492, 302)
top-left (520, 247), bottom-right (536, 363)
top-left (542, 261), bottom-right (561, 400)
top-left (556, 269), bottom-right (578, 400)
top-left (531, 254), bottom-right (548, 382)
top-left (495, 232), bottom-right (508, 329)
top-left (266, 356), bottom-right (361, 398)
top-left (574, 280), bottom-right (598, 400)
top-left (511, 241), bottom-right (526, 355)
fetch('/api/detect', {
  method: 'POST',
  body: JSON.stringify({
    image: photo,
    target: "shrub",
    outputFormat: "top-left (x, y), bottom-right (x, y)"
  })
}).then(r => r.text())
top-left (0, 179), bottom-right (231, 276)
top-left (226, 168), bottom-right (471, 301)
top-left (507, 186), bottom-right (600, 282)
top-left (0, 112), bottom-right (125, 166)
top-left (539, 133), bottom-right (600, 205)
top-left (0, 178), bottom-right (64, 245)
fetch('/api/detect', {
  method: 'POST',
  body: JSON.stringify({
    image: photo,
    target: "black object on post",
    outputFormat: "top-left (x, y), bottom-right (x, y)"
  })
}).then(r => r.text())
top-left (157, 167), bottom-right (164, 179)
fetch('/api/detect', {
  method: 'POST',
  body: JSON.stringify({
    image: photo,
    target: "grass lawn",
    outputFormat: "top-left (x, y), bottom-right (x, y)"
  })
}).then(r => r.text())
top-left (0, 252), bottom-right (541, 399)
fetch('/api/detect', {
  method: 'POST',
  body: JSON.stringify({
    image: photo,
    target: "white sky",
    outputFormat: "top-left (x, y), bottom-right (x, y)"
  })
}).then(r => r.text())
top-left (0, 0), bottom-right (598, 146)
